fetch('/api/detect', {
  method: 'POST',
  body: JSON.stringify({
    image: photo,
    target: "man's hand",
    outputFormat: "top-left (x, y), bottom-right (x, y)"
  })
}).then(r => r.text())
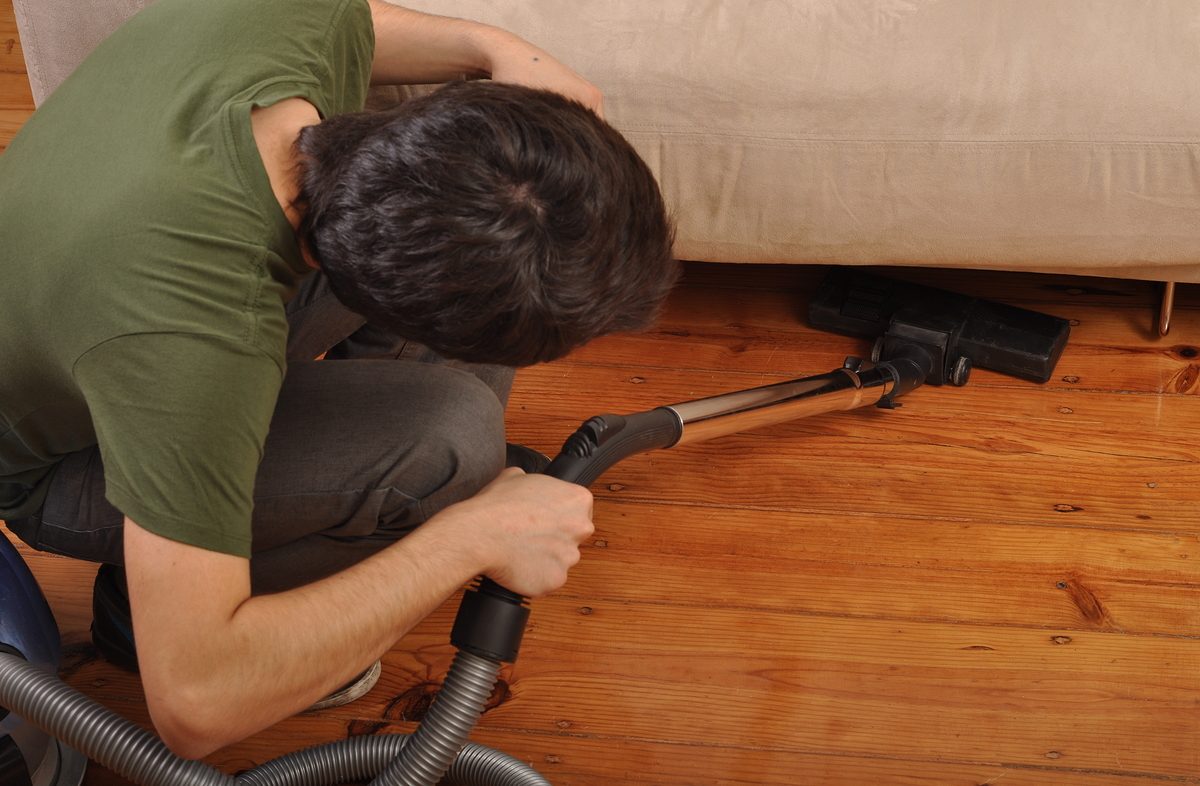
top-left (432, 468), bottom-right (596, 597)
top-left (484, 36), bottom-right (604, 118)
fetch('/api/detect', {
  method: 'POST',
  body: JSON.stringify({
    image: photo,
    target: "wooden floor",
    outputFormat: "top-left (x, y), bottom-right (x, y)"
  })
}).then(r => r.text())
top-left (3, 5), bottom-right (1198, 784)
top-left (0, 1), bottom-right (31, 152)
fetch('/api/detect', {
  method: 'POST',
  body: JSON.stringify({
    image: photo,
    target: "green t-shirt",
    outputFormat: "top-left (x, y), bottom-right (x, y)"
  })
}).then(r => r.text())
top-left (0, 0), bottom-right (374, 556)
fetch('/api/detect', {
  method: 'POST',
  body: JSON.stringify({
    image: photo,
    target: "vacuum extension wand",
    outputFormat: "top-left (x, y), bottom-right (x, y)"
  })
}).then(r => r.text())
top-left (410, 353), bottom-right (926, 786)
top-left (1, 362), bottom-right (911, 786)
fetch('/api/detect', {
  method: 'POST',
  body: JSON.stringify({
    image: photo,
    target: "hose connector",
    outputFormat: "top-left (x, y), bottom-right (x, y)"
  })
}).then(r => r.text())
top-left (450, 578), bottom-right (529, 664)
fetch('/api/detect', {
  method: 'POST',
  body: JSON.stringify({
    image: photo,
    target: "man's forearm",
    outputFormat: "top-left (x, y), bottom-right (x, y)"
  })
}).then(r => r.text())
top-left (367, 1), bottom-right (523, 85)
top-left (128, 469), bottom-right (592, 758)
top-left (366, 1), bottom-right (604, 116)
top-left (127, 514), bottom-right (486, 758)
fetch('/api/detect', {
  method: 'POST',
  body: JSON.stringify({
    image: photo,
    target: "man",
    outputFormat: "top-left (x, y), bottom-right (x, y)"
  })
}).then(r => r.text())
top-left (0, 0), bottom-right (676, 758)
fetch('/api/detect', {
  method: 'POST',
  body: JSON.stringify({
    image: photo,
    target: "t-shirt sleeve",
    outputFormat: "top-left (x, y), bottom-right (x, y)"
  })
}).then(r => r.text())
top-left (241, 0), bottom-right (374, 121)
top-left (73, 333), bottom-right (283, 558)
top-left (320, 0), bottom-right (375, 116)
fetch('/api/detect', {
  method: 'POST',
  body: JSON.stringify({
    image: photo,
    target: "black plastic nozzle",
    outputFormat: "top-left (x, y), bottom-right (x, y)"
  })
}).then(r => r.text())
top-left (809, 269), bottom-right (1070, 383)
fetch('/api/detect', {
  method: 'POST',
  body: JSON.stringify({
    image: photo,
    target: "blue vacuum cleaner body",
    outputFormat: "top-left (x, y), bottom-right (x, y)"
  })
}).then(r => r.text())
top-left (0, 532), bottom-right (86, 786)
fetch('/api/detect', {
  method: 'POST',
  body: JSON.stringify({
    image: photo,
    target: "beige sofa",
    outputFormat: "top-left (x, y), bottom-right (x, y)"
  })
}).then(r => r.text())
top-left (16, 0), bottom-right (1198, 328)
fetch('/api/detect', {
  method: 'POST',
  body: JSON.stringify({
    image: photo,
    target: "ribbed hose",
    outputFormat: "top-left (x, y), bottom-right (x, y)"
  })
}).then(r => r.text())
top-left (0, 651), bottom-right (550, 786)
top-left (238, 738), bottom-right (549, 786)
top-left (443, 743), bottom-right (551, 786)
top-left (237, 735), bottom-right (410, 786)
top-left (369, 650), bottom-right (501, 786)
top-left (0, 653), bottom-right (234, 786)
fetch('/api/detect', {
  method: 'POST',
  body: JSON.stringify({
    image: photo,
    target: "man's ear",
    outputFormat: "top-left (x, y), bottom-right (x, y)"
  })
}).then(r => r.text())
top-left (298, 235), bottom-right (321, 270)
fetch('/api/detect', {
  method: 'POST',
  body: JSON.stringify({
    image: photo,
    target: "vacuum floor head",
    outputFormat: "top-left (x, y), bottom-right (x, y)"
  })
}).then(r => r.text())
top-left (808, 269), bottom-right (1071, 384)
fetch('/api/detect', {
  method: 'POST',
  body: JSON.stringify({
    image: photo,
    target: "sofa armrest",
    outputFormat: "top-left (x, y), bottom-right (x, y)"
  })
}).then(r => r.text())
top-left (13, 0), bottom-right (150, 106)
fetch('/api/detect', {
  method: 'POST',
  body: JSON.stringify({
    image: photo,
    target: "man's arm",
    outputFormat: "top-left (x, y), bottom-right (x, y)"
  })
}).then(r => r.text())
top-left (366, 0), bottom-right (603, 116)
top-left (126, 468), bottom-right (593, 759)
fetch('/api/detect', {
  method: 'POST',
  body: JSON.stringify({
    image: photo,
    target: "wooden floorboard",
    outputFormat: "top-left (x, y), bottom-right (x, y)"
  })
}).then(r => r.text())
top-left (0, 0), bottom-right (32, 154)
top-left (50, 595), bottom-right (1200, 782)
top-left (0, 72), bottom-right (32, 109)
top-left (2, 1), bottom-right (1197, 782)
top-left (1, 0), bottom-right (32, 154)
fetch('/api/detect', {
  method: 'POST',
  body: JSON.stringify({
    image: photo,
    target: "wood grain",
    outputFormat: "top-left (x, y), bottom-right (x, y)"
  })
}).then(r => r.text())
top-left (507, 389), bottom-right (1197, 536)
top-left (0, 0), bottom-right (31, 148)
top-left (81, 728), bottom-right (1182, 786)
top-left (0, 69), bottom-right (32, 109)
top-left (1, 18), bottom-right (26, 75)
top-left (48, 595), bottom-right (1199, 781)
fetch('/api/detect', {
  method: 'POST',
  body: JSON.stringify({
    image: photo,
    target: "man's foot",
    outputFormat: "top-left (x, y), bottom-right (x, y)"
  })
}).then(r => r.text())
top-left (91, 564), bottom-right (382, 710)
top-left (305, 660), bottom-right (383, 712)
top-left (505, 442), bottom-right (551, 474)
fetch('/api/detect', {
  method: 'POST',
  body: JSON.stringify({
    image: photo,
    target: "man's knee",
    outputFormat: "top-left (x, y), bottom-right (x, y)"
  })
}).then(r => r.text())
top-left (424, 368), bottom-right (507, 490)
top-left (377, 365), bottom-right (507, 529)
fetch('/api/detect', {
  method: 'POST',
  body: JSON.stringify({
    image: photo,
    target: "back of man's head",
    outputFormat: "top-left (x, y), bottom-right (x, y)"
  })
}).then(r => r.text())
top-left (296, 81), bottom-right (678, 366)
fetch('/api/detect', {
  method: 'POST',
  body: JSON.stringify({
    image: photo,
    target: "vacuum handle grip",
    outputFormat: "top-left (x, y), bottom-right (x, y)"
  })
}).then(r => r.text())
top-left (451, 407), bottom-right (683, 662)
top-left (543, 407), bottom-right (683, 486)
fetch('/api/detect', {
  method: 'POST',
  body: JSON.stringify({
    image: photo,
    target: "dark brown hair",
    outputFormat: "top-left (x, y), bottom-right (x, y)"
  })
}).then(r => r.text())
top-left (296, 81), bottom-right (677, 366)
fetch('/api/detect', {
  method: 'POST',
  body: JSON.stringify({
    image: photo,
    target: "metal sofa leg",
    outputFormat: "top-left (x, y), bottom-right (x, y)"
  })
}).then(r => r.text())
top-left (1159, 281), bottom-right (1176, 336)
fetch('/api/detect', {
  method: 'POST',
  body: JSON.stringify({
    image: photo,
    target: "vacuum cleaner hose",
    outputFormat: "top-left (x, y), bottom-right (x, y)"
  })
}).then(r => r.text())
top-left (0, 652), bottom-right (234, 786)
top-left (368, 650), bottom-right (517, 786)
top-left (0, 652), bottom-right (549, 786)
top-left (241, 736), bottom-right (548, 786)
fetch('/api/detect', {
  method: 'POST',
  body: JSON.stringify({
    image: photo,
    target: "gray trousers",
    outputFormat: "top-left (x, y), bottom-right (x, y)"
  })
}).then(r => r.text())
top-left (8, 273), bottom-right (514, 594)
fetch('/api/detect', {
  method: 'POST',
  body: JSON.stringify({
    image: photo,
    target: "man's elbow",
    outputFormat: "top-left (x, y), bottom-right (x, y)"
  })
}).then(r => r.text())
top-left (144, 683), bottom-right (240, 760)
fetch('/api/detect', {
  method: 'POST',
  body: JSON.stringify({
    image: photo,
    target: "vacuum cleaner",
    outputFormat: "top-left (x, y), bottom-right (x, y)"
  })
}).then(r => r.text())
top-left (0, 270), bottom-right (1069, 786)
